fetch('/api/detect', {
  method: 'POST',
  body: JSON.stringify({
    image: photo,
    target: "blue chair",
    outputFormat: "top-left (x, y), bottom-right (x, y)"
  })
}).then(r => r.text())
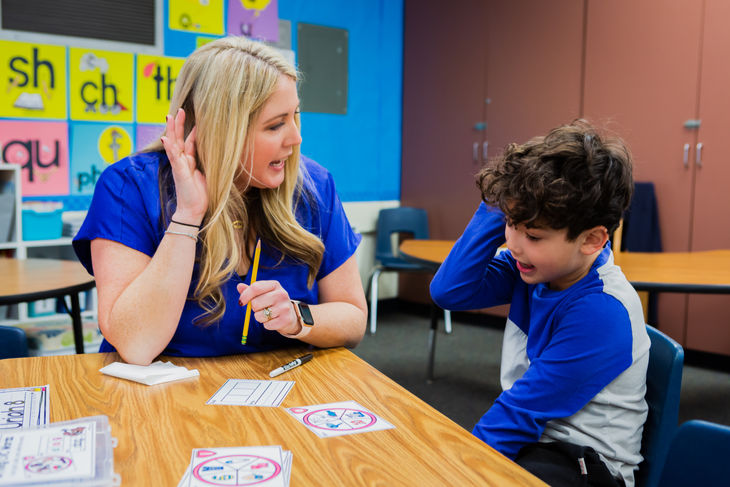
top-left (635, 325), bottom-right (684, 487)
top-left (0, 325), bottom-right (29, 359)
top-left (657, 419), bottom-right (730, 486)
top-left (367, 207), bottom-right (451, 334)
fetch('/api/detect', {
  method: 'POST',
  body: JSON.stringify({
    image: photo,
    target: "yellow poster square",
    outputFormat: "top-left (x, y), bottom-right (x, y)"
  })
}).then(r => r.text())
top-left (169, 0), bottom-right (224, 35)
top-left (69, 48), bottom-right (135, 122)
top-left (136, 54), bottom-right (186, 124)
top-left (0, 40), bottom-right (67, 120)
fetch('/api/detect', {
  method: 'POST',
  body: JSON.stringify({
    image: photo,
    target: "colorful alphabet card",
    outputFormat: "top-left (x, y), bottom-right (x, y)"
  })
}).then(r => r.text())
top-left (0, 120), bottom-right (69, 196)
top-left (69, 122), bottom-right (134, 195)
top-left (136, 54), bottom-right (186, 124)
top-left (0, 40), bottom-right (68, 120)
top-left (69, 47), bottom-right (134, 122)
top-left (136, 124), bottom-right (165, 151)
top-left (286, 400), bottom-right (395, 438)
top-left (177, 446), bottom-right (291, 487)
top-left (227, 0), bottom-right (279, 42)
top-left (169, 0), bottom-right (225, 35)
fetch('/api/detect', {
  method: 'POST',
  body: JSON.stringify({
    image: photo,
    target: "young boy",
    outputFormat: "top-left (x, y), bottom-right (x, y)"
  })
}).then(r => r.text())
top-left (430, 120), bottom-right (649, 487)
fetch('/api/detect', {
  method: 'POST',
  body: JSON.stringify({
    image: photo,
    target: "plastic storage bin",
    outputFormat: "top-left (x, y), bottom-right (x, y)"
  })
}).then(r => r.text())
top-left (22, 208), bottom-right (63, 240)
top-left (0, 415), bottom-right (119, 486)
top-left (27, 297), bottom-right (58, 317)
top-left (0, 189), bottom-right (15, 242)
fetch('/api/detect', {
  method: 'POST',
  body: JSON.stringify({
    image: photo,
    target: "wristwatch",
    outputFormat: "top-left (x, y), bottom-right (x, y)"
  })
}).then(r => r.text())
top-left (292, 300), bottom-right (315, 328)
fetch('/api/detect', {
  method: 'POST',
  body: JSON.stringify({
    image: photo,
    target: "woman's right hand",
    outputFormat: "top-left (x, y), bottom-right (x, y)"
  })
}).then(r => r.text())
top-left (161, 108), bottom-right (208, 225)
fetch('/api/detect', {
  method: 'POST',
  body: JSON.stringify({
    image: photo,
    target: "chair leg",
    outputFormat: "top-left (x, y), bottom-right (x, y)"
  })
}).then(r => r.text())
top-left (427, 301), bottom-right (440, 382)
top-left (443, 309), bottom-right (452, 334)
top-left (369, 269), bottom-right (382, 334)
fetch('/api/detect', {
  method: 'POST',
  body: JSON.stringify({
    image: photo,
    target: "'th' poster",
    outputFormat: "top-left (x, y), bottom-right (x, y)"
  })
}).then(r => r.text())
top-left (136, 54), bottom-right (185, 124)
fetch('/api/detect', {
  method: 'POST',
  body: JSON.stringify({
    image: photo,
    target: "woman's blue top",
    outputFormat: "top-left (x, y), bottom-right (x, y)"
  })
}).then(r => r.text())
top-left (73, 152), bottom-right (361, 356)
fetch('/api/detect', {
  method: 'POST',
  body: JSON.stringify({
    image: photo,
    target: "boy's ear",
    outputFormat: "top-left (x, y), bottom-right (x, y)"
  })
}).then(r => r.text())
top-left (580, 225), bottom-right (609, 255)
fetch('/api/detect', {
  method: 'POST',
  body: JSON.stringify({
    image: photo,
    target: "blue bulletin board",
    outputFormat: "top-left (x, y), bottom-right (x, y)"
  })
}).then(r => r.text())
top-left (0, 0), bottom-right (403, 208)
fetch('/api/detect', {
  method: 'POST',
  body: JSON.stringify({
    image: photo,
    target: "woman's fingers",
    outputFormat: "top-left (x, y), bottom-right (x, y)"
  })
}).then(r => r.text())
top-left (162, 110), bottom-right (198, 175)
top-left (238, 281), bottom-right (298, 334)
top-left (184, 126), bottom-right (197, 163)
top-left (174, 107), bottom-right (185, 144)
top-left (238, 281), bottom-right (288, 315)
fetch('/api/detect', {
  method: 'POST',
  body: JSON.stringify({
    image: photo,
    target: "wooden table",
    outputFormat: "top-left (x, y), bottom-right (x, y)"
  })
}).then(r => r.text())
top-left (0, 258), bottom-right (96, 354)
top-left (399, 239), bottom-right (730, 376)
top-left (1, 348), bottom-right (546, 486)
top-left (400, 240), bottom-right (730, 293)
top-left (612, 250), bottom-right (730, 293)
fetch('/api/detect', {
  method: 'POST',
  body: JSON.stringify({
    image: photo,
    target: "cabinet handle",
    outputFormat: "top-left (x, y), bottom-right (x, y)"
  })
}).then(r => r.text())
top-left (482, 141), bottom-right (489, 161)
top-left (683, 143), bottom-right (690, 168)
top-left (696, 142), bottom-right (703, 167)
top-left (473, 142), bottom-right (479, 164)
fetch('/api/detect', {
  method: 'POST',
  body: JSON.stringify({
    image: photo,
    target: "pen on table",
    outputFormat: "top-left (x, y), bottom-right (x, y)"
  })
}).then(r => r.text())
top-left (241, 239), bottom-right (261, 345)
top-left (269, 353), bottom-right (313, 378)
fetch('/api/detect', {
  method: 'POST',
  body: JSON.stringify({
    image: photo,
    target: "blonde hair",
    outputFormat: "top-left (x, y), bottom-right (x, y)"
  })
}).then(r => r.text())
top-left (146, 36), bottom-right (324, 325)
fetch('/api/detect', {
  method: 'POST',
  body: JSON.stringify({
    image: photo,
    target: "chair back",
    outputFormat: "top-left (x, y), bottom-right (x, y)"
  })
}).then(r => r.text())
top-left (658, 419), bottom-right (730, 486)
top-left (635, 325), bottom-right (684, 487)
top-left (375, 207), bottom-right (429, 268)
top-left (0, 325), bottom-right (29, 359)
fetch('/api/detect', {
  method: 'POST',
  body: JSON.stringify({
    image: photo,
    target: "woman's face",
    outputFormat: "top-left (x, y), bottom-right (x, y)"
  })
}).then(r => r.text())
top-left (246, 75), bottom-right (302, 189)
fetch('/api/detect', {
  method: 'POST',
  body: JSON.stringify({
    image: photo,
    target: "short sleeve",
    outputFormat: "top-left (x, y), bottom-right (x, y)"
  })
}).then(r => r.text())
top-left (73, 154), bottom-right (163, 275)
top-left (298, 156), bottom-right (361, 280)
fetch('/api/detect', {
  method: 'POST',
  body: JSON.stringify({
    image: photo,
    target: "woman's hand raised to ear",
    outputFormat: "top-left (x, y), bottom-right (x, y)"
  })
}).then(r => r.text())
top-left (160, 108), bottom-right (208, 225)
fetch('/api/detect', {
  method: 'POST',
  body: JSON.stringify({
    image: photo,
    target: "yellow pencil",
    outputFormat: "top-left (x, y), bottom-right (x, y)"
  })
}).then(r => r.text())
top-left (241, 239), bottom-right (261, 345)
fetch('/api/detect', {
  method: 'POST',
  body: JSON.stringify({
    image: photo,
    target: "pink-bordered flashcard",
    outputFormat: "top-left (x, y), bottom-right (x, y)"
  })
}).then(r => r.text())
top-left (286, 400), bottom-right (395, 438)
top-left (178, 446), bottom-right (290, 487)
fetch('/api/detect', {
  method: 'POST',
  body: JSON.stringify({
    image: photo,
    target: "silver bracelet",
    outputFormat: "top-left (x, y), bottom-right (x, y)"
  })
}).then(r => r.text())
top-left (165, 230), bottom-right (198, 242)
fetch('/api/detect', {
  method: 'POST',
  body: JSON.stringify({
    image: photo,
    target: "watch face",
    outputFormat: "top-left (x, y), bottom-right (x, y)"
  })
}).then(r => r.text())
top-left (298, 302), bottom-right (314, 326)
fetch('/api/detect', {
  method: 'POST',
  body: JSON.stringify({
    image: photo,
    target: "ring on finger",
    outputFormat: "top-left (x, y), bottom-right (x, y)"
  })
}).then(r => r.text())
top-left (263, 307), bottom-right (273, 321)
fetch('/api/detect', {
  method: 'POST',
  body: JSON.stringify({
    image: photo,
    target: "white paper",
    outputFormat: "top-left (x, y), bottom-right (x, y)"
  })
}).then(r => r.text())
top-left (286, 400), bottom-right (395, 438)
top-left (0, 385), bottom-right (49, 430)
top-left (178, 446), bottom-right (290, 487)
top-left (99, 361), bottom-right (199, 385)
top-left (0, 418), bottom-right (96, 485)
top-left (206, 380), bottom-right (294, 407)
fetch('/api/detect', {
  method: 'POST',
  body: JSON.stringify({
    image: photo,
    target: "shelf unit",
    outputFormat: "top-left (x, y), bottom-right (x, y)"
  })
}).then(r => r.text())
top-left (0, 163), bottom-right (98, 353)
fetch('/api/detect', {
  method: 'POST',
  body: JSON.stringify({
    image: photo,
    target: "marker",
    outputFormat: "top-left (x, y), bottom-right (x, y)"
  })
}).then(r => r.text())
top-left (269, 353), bottom-right (313, 378)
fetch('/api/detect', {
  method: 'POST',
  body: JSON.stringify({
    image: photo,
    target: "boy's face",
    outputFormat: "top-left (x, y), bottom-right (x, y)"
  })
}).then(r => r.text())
top-left (504, 222), bottom-right (596, 291)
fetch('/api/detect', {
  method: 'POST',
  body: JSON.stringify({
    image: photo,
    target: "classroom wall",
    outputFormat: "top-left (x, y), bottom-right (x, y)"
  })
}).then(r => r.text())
top-left (0, 0), bottom-right (404, 295)
top-left (279, 0), bottom-right (404, 296)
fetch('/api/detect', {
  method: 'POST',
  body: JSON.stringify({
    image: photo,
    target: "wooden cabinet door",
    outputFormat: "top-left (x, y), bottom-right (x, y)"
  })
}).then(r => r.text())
top-left (401, 0), bottom-right (488, 240)
top-left (400, 0), bottom-right (489, 304)
top-left (583, 0), bottom-right (703, 253)
top-left (582, 0), bottom-right (704, 343)
top-left (400, 0), bottom-right (584, 307)
top-left (484, 0), bottom-right (584, 160)
top-left (685, 0), bottom-right (730, 355)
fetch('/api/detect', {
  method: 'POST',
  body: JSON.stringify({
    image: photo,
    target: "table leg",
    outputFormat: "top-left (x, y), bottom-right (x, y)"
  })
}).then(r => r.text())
top-left (69, 293), bottom-right (85, 354)
top-left (427, 301), bottom-right (439, 382)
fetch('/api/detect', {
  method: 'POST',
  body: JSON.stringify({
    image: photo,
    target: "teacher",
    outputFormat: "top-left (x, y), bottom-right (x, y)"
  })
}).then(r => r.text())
top-left (73, 36), bottom-right (367, 365)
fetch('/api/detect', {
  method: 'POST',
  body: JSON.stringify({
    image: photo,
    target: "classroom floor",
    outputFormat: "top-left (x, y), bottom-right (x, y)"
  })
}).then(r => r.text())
top-left (352, 301), bottom-right (730, 432)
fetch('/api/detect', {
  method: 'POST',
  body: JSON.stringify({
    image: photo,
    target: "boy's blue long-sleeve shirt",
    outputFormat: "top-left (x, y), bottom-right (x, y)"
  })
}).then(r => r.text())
top-left (430, 203), bottom-right (650, 487)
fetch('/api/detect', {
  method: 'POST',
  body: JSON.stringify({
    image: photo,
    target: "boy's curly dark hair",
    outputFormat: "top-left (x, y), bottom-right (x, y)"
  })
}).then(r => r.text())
top-left (476, 119), bottom-right (633, 241)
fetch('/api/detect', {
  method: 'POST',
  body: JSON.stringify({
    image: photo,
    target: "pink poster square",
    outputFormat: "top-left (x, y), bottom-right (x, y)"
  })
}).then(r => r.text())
top-left (0, 121), bottom-right (70, 196)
